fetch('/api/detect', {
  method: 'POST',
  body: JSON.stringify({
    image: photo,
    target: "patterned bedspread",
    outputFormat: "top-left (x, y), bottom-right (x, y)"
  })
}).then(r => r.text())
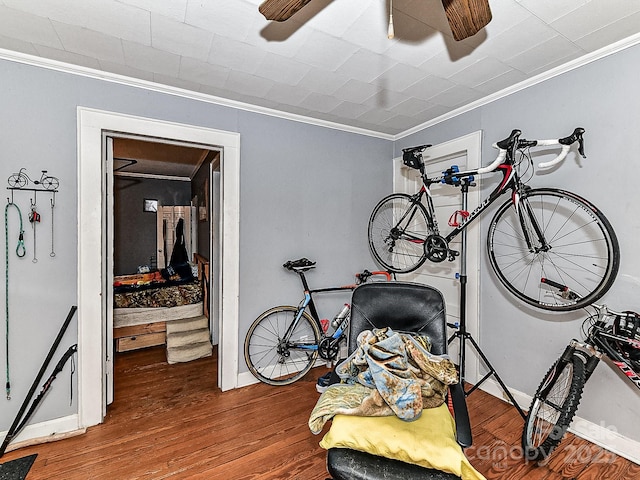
top-left (113, 280), bottom-right (202, 308)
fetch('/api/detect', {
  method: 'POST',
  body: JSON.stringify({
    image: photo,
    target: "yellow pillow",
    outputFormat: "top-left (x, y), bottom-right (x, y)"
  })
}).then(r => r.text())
top-left (319, 404), bottom-right (485, 480)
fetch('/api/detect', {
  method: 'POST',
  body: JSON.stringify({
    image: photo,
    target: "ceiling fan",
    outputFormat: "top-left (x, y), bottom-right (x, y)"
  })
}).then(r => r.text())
top-left (258, 0), bottom-right (492, 41)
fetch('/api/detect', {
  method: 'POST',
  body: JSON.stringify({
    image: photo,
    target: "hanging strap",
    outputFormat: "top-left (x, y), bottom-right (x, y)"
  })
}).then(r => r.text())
top-left (5, 201), bottom-right (25, 400)
top-left (6, 203), bottom-right (25, 258)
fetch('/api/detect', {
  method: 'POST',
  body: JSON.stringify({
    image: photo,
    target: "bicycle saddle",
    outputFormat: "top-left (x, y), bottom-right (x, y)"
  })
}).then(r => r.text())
top-left (402, 144), bottom-right (431, 154)
top-left (283, 258), bottom-right (316, 271)
top-left (402, 144), bottom-right (431, 170)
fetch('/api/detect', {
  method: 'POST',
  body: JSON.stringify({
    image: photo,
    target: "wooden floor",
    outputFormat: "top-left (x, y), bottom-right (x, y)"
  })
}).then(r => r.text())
top-left (2, 346), bottom-right (638, 479)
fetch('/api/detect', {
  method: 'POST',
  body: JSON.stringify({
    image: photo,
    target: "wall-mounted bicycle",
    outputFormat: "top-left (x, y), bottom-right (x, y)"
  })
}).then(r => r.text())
top-left (368, 128), bottom-right (619, 312)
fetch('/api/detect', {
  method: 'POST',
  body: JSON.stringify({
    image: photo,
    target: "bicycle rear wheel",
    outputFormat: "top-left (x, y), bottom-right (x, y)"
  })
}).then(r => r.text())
top-left (368, 193), bottom-right (430, 273)
top-left (522, 354), bottom-right (586, 462)
top-left (488, 188), bottom-right (619, 311)
top-left (244, 306), bottom-right (321, 386)
top-left (7, 174), bottom-right (27, 188)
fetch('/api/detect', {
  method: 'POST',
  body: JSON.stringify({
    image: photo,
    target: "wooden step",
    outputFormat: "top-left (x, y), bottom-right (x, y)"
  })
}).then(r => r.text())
top-left (166, 328), bottom-right (210, 348)
top-left (167, 341), bottom-right (213, 364)
top-left (166, 315), bottom-right (209, 334)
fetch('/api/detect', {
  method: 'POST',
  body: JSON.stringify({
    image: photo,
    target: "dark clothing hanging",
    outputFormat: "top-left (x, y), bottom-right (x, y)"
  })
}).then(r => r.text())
top-left (162, 218), bottom-right (192, 280)
top-left (170, 218), bottom-right (189, 266)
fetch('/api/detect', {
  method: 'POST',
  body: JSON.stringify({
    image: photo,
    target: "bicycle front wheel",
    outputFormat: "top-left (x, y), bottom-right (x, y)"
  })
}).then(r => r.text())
top-left (368, 193), bottom-right (430, 273)
top-left (522, 354), bottom-right (586, 462)
top-left (41, 176), bottom-right (59, 191)
top-left (488, 188), bottom-right (619, 311)
top-left (244, 306), bottom-right (321, 386)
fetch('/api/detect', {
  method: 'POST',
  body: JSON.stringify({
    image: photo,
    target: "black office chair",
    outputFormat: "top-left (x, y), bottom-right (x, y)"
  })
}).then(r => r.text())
top-left (325, 282), bottom-right (472, 480)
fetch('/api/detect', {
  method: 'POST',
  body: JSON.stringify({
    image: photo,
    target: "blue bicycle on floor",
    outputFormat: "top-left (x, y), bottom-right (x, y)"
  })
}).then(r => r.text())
top-left (244, 258), bottom-right (390, 386)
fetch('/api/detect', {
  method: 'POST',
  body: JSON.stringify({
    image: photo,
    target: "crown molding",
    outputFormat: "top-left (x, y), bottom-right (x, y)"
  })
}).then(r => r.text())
top-left (0, 47), bottom-right (393, 141)
top-left (2, 31), bottom-right (639, 143)
top-left (395, 32), bottom-right (640, 140)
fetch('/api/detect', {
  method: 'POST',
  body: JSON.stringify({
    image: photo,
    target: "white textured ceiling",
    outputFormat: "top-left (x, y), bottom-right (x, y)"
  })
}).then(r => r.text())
top-left (0, 0), bottom-right (639, 136)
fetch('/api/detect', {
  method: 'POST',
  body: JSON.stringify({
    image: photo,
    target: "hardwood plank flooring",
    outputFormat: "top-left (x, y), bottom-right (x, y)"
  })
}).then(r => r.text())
top-left (1, 346), bottom-right (636, 479)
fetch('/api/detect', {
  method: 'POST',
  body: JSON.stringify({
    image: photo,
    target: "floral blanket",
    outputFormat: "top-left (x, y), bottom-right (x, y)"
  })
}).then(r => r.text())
top-left (309, 328), bottom-right (458, 434)
top-left (113, 281), bottom-right (202, 308)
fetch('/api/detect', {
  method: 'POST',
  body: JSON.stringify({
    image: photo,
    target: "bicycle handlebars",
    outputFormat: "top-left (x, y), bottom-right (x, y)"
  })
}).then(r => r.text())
top-left (356, 269), bottom-right (392, 283)
top-left (536, 128), bottom-right (585, 168)
top-left (405, 128), bottom-right (586, 177)
top-left (488, 127), bottom-right (586, 171)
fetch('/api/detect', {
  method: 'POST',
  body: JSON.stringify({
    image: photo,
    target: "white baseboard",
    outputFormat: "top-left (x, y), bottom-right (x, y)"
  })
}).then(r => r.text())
top-left (476, 377), bottom-right (530, 412)
top-left (568, 416), bottom-right (640, 465)
top-left (1, 414), bottom-right (83, 452)
top-left (237, 371), bottom-right (260, 388)
top-left (236, 359), bottom-right (331, 389)
top-left (478, 378), bottom-right (640, 465)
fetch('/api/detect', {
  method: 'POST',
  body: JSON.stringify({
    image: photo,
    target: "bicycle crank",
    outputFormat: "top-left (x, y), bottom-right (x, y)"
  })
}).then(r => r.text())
top-left (318, 337), bottom-right (341, 361)
top-left (424, 235), bottom-right (459, 263)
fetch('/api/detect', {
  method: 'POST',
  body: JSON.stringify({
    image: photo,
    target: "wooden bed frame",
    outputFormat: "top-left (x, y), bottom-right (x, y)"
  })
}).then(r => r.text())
top-left (114, 254), bottom-right (210, 352)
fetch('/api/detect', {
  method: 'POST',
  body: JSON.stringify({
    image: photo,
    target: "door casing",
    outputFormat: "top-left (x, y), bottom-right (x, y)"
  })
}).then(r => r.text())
top-left (77, 107), bottom-right (240, 428)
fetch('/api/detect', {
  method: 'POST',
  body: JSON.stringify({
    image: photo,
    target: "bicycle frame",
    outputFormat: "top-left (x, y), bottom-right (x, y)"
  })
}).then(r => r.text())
top-left (283, 269), bottom-right (356, 352)
top-left (283, 268), bottom-right (391, 353)
top-left (565, 307), bottom-right (640, 390)
top-left (591, 324), bottom-right (640, 390)
top-left (410, 158), bottom-right (521, 247)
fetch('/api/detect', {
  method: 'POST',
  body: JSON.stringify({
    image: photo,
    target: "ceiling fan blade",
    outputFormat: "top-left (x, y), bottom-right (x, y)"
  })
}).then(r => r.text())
top-left (441, 0), bottom-right (492, 41)
top-left (259, 0), bottom-right (314, 21)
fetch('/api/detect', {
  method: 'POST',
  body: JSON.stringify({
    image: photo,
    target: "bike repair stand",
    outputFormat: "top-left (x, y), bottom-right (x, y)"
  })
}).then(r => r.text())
top-left (448, 177), bottom-right (526, 420)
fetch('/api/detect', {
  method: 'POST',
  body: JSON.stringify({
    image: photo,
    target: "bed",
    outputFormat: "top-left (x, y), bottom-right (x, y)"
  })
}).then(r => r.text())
top-left (113, 255), bottom-right (209, 352)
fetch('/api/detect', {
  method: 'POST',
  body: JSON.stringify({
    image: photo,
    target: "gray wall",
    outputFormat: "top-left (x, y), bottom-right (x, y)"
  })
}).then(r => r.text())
top-left (400, 43), bottom-right (640, 442)
top-left (3, 40), bottom-right (638, 449)
top-left (0, 57), bottom-right (391, 431)
top-left (114, 176), bottom-right (192, 275)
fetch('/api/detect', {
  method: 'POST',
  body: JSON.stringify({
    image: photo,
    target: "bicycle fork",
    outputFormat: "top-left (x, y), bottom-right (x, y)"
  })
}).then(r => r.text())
top-left (514, 190), bottom-right (551, 255)
top-left (563, 340), bottom-right (602, 382)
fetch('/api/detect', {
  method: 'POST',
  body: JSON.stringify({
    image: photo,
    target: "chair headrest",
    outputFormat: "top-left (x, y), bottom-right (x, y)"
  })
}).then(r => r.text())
top-left (348, 282), bottom-right (448, 355)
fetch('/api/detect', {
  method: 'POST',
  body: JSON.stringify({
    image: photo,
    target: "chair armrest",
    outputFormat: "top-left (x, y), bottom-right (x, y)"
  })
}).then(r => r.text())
top-left (449, 382), bottom-right (472, 448)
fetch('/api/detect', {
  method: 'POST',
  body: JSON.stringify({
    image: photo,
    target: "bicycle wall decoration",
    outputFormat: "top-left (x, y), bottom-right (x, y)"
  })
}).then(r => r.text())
top-left (3, 168), bottom-right (61, 400)
top-left (6, 168), bottom-right (60, 262)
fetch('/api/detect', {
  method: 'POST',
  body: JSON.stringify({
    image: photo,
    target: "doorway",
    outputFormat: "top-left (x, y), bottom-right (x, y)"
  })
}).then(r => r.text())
top-left (77, 108), bottom-right (240, 429)
top-left (108, 135), bottom-right (220, 405)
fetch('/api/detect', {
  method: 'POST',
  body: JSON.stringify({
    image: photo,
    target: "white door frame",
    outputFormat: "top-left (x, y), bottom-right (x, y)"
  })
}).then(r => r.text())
top-left (77, 107), bottom-right (240, 428)
top-left (394, 131), bottom-right (482, 384)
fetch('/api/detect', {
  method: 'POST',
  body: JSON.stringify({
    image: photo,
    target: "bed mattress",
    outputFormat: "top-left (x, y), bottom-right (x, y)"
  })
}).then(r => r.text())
top-left (113, 280), bottom-right (202, 309)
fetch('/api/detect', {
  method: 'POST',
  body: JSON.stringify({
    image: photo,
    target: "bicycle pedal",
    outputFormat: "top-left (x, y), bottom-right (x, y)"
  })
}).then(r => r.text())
top-left (448, 250), bottom-right (459, 261)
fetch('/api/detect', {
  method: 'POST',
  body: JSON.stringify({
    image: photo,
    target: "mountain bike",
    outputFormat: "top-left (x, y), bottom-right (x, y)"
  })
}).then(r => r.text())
top-left (522, 282), bottom-right (640, 462)
top-left (244, 258), bottom-right (390, 386)
top-left (368, 128), bottom-right (619, 312)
